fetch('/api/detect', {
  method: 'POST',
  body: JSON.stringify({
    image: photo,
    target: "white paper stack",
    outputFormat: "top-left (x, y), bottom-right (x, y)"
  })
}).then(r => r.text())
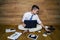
top-left (5, 29), bottom-right (16, 32)
top-left (7, 32), bottom-right (22, 40)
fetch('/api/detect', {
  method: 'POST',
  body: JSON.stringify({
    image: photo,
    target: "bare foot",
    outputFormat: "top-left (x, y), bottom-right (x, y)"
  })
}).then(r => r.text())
top-left (23, 30), bottom-right (29, 34)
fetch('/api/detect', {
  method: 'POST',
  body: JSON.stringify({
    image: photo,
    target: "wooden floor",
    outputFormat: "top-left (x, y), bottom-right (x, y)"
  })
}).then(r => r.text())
top-left (0, 25), bottom-right (60, 40)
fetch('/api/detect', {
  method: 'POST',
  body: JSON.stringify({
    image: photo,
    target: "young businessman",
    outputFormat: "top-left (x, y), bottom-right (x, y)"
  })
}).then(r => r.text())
top-left (18, 5), bottom-right (45, 32)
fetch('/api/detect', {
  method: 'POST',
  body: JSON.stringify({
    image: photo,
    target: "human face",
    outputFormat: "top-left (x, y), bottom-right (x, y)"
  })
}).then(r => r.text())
top-left (32, 8), bottom-right (39, 14)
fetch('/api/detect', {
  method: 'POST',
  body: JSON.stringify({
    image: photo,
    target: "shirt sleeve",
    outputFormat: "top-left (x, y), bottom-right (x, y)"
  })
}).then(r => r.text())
top-left (22, 13), bottom-right (27, 22)
top-left (37, 15), bottom-right (42, 24)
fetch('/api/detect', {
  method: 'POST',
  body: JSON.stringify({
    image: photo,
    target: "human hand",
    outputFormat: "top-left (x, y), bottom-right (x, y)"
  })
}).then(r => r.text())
top-left (44, 26), bottom-right (50, 31)
top-left (22, 23), bottom-right (26, 27)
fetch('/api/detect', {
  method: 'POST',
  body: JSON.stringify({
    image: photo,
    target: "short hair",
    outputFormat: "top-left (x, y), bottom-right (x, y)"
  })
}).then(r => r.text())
top-left (31, 5), bottom-right (39, 10)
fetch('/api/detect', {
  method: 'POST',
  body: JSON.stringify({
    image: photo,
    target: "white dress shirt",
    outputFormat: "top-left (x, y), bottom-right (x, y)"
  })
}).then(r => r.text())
top-left (22, 12), bottom-right (42, 24)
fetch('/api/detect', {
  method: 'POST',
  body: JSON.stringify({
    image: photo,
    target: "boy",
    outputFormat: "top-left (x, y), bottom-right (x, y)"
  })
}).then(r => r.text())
top-left (18, 5), bottom-right (45, 32)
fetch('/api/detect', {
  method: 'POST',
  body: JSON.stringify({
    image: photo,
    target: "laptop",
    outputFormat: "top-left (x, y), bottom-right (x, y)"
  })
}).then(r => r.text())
top-left (24, 20), bottom-right (37, 28)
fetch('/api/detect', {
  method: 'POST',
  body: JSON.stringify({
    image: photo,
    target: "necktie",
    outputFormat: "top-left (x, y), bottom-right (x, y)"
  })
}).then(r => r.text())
top-left (30, 15), bottom-right (34, 20)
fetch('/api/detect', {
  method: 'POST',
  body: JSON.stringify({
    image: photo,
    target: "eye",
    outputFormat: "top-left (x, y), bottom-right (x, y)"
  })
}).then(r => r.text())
top-left (37, 11), bottom-right (39, 13)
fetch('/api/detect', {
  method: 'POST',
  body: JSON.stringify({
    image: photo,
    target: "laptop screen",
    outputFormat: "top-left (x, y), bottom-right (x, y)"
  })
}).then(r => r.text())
top-left (24, 20), bottom-right (37, 28)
